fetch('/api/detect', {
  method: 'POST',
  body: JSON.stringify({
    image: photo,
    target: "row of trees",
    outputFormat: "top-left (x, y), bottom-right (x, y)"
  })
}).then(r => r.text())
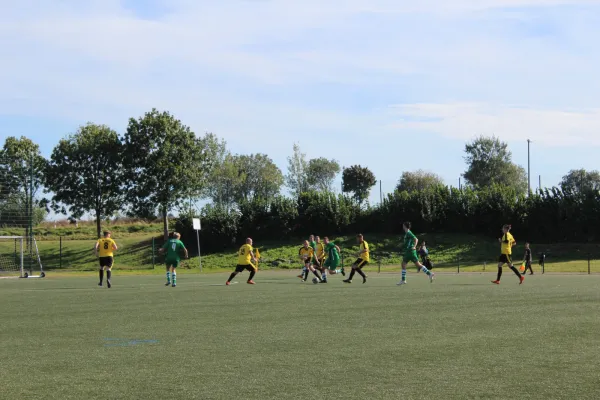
top-left (2, 108), bottom-right (600, 244)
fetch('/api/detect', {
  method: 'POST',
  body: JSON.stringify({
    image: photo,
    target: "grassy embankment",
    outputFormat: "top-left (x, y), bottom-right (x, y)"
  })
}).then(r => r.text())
top-left (3, 220), bottom-right (600, 274)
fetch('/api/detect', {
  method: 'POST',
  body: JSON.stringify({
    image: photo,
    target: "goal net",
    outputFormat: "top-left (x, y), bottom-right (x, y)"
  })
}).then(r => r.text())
top-left (0, 147), bottom-right (46, 278)
top-left (0, 236), bottom-right (45, 278)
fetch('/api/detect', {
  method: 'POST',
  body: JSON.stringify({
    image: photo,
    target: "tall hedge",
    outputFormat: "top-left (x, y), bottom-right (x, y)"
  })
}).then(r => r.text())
top-left (179, 187), bottom-right (600, 254)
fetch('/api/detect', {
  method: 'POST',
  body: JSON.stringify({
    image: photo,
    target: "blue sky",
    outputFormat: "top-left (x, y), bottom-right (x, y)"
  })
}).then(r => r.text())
top-left (2, 0), bottom-right (600, 207)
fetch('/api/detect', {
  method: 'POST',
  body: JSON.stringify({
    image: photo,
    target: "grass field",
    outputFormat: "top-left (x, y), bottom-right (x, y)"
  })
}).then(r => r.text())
top-left (2, 271), bottom-right (600, 399)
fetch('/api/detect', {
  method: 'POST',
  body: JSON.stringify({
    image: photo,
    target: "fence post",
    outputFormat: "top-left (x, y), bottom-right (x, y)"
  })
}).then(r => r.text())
top-left (457, 254), bottom-right (460, 273)
top-left (152, 238), bottom-right (155, 270)
top-left (378, 257), bottom-right (381, 273)
top-left (588, 254), bottom-right (591, 275)
top-left (483, 261), bottom-right (486, 271)
top-left (59, 236), bottom-right (62, 269)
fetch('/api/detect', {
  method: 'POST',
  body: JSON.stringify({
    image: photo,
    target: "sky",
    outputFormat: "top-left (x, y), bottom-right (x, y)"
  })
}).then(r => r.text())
top-left (2, 0), bottom-right (600, 207)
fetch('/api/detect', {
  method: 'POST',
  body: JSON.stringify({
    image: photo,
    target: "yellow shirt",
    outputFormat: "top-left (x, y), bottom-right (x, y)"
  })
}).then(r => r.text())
top-left (237, 244), bottom-right (254, 265)
top-left (360, 241), bottom-right (370, 262)
top-left (299, 247), bottom-right (314, 261)
top-left (501, 233), bottom-right (515, 255)
top-left (97, 238), bottom-right (116, 257)
top-left (316, 243), bottom-right (326, 259)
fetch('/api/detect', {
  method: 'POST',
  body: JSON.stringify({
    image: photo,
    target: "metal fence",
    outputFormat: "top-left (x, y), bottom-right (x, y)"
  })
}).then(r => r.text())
top-left (35, 237), bottom-right (600, 274)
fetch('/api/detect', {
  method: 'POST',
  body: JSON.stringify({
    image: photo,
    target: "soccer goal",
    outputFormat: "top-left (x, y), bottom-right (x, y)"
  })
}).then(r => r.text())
top-left (0, 236), bottom-right (45, 278)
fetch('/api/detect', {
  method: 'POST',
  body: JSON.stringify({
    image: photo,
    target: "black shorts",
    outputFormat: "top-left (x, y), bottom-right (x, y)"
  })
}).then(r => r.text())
top-left (498, 254), bottom-right (512, 265)
top-left (354, 258), bottom-right (368, 268)
top-left (99, 256), bottom-right (114, 268)
top-left (235, 264), bottom-right (256, 273)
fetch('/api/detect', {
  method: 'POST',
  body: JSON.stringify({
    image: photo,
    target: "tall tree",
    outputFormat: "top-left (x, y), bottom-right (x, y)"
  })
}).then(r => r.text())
top-left (463, 135), bottom-right (527, 193)
top-left (286, 143), bottom-right (309, 197)
top-left (0, 136), bottom-right (47, 230)
top-left (396, 170), bottom-right (444, 192)
top-left (306, 157), bottom-right (341, 192)
top-left (45, 124), bottom-right (124, 238)
top-left (342, 165), bottom-right (377, 204)
top-left (236, 154), bottom-right (284, 201)
top-left (206, 154), bottom-right (247, 210)
top-left (559, 169), bottom-right (600, 194)
top-left (123, 109), bottom-right (221, 240)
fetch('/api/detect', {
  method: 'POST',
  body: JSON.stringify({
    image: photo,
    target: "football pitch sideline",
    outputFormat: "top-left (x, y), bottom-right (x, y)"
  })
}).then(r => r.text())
top-left (1, 272), bottom-right (600, 400)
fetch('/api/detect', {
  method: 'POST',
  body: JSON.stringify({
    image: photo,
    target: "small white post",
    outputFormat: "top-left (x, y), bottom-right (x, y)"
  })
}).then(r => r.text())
top-left (20, 237), bottom-right (24, 278)
top-left (193, 218), bottom-right (202, 272)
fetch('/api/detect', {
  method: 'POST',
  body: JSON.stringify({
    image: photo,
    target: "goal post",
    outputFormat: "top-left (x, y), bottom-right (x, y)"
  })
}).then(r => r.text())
top-left (0, 236), bottom-right (45, 278)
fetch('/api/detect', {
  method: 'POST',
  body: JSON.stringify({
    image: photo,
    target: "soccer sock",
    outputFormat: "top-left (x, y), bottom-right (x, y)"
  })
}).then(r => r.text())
top-left (99, 270), bottom-right (104, 283)
top-left (348, 269), bottom-right (356, 280)
top-left (356, 269), bottom-right (366, 279)
top-left (166, 271), bottom-right (171, 283)
top-left (401, 269), bottom-right (407, 282)
top-left (227, 272), bottom-right (237, 282)
top-left (321, 270), bottom-right (327, 280)
top-left (335, 269), bottom-right (341, 274)
top-left (248, 270), bottom-right (256, 281)
top-left (303, 269), bottom-right (309, 280)
top-left (509, 265), bottom-right (521, 277)
top-left (106, 270), bottom-right (112, 282)
top-left (172, 271), bottom-right (176, 284)
top-left (496, 267), bottom-right (503, 281)
top-left (421, 266), bottom-right (432, 276)
top-left (312, 269), bottom-right (321, 280)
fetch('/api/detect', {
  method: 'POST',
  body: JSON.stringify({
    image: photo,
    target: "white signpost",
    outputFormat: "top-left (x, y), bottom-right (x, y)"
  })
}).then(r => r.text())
top-left (193, 218), bottom-right (202, 271)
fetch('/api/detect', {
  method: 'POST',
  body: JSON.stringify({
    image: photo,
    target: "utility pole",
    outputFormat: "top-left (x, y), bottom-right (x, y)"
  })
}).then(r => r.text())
top-left (527, 139), bottom-right (531, 196)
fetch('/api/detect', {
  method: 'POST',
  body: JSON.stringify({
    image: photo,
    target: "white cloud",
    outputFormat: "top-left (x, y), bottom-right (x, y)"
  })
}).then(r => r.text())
top-left (388, 103), bottom-right (600, 146)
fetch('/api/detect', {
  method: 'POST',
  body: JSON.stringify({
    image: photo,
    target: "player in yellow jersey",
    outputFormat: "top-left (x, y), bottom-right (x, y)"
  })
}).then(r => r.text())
top-left (343, 234), bottom-right (369, 284)
top-left (94, 231), bottom-right (118, 288)
top-left (492, 224), bottom-right (524, 285)
top-left (299, 240), bottom-right (323, 282)
top-left (226, 238), bottom-right (258, 285)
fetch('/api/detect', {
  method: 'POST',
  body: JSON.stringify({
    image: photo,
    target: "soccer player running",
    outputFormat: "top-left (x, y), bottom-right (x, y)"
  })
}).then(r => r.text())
top-left (322, 237), bottom-right (345, 277)
top-left (299, 240), bottom-right (323, 282)
top-left (315, 236), bottom-right (328, 282)
top-left (343, 234), bottom-right (369, 284)
top-left (95, 231), bottom-right (118, 288)
top-left (397, 222), bottom-right (434, 285)
top-left (299, 234), bottom-right (318, 279)
top-left (159, 232), bottom-right (188, 287)
top-left (492, 224), bottom-right (525, 285)
top-left (226, 238), bottom-right (258, 285)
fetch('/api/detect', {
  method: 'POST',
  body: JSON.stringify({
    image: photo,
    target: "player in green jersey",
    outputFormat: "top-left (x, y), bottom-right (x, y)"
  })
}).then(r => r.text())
top-left (322, 237), bottom-right (345, 279)
top-left (397, 222), bottom-right (434, 285)
top-left (159, 232), bottom-right (188, 287)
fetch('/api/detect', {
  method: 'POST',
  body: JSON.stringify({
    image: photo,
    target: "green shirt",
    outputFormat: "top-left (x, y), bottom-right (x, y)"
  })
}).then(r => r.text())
top-left (325, 242), bottom-right (340, 260)
top-left (163, 239), bottom-right (186, 261)
top-left (404, 230), bottom-right (417, 252)
top-left (309, 241), bottom-right (317, 257)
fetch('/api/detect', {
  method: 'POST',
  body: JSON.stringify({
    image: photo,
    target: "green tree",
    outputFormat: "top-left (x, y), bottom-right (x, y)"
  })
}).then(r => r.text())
top-left (0, 136), bottom-right (47, 230)
top-left (342, 165), bottom-right (377, 204)
top-left (207, 154), bottom-right (247, 210)
top-left (123, 109), bottom-right (221, 240)
top-left (286, 143), bottom-right (309, 197)
top-left (396, 170), bottom-right (445, 192)
top-left (45, 124), bottom-right (124, 238)
top-left (463, 135), bottom-right (527, 193)
top-left (559, 169), bottom-right (600, 194)
top-left (236, 154), bottom-right (284, 201)
top-left (306, 157), bottom-right (341, 192)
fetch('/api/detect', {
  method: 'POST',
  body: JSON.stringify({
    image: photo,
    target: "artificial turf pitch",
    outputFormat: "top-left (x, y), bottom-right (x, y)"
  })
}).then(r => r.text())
top-left (1, 272), bottom-right (600, 400)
